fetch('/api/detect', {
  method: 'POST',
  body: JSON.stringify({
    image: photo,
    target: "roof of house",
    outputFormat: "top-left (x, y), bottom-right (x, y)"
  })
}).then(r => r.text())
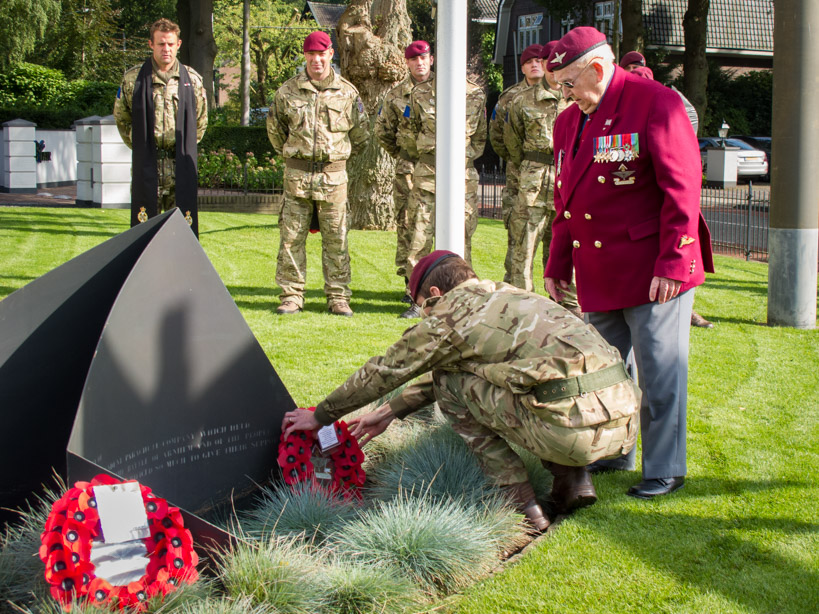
top-left (644, 0), bottom-right (774, 53)
top-left (474, 0), bottom-right (500, 24)
top-left (305, 1), bottom-right (346, 28)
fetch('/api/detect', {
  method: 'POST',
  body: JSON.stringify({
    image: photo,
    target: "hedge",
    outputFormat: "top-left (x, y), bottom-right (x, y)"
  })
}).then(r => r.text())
top-left (199, 126), bottom-right (275, 159)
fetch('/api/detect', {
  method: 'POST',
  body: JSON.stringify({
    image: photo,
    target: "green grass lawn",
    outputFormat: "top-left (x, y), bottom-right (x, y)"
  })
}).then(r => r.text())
top-left (1, 207), bottom-right (817, 614)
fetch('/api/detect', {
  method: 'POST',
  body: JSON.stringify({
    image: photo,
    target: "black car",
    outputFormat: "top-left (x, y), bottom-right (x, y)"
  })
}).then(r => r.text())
top-left (730, 135), bottom-right (772, 180)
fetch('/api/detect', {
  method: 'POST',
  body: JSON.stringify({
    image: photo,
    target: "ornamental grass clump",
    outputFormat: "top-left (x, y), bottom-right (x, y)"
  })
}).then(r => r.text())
top-left (166, 595), bottom-right (277, 613)
top-left (331, 495), bottom-right (502, 595)
top-left (216, 535), bottom-right (326, 612)
top-left (239, 481), bottom-right (359, 544)
top-left (323, 559), bottom-right (425, 614)
top-left (365, 422), bottom-right (497, 507)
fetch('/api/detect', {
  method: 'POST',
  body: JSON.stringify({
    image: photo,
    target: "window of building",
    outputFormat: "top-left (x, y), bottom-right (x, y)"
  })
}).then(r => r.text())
top-left (517, 13), bottom-right (543, 50)
top-left (595, 1), bottom-right (615, 40)
top-left (560, 14), bottom-right (575, 37)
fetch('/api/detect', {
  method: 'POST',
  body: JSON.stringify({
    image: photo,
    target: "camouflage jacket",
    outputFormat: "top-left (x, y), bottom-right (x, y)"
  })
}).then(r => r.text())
top-left (505, 83), bottom-right (565, 167)
top-left (267, 71), bottom-right (369, 164)
top-left (405, 76), bottom-right (486, 164)
top-left (113, 59), bottom-right (208, 150)
top-left (314, 279), bottom-right (633, 428)
top-left (375, 75), bottom-right (422, 175)
top-left (489, 80), bottom-right (535, 160)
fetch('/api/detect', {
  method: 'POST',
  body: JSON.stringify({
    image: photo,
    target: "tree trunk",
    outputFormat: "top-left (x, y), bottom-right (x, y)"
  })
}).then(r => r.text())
top-left (337, 0), bottom-right (412, 230)
top-left (620, 0), bottom-right (645, 56)
top-left (177, 0), bottom-right (218, 110)
top-left (683, 0), bottom-right (709, 134)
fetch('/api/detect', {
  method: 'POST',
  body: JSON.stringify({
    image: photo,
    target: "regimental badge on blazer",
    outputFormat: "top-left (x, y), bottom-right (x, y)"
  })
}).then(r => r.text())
top-left (594, 133), bottom-right (640, 163)
top-left (611, 164), bottom-right (636, 186)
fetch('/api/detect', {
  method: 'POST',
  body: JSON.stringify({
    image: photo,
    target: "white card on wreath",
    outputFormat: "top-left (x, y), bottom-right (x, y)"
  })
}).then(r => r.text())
top-left (317, 424), bottom-right (340, 452)
top-left (93, 481), bottom-right (150, 544)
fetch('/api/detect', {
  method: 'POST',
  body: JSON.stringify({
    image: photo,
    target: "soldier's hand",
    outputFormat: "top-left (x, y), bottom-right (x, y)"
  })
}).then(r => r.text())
top-left (545, 277), bottom-right (568, 303)
top-left (282, 408), bottom-right (320, 439)
top-left (348, 404), bottom-right (395, 446)
top-left (649, 276), bottom-right (682, 304)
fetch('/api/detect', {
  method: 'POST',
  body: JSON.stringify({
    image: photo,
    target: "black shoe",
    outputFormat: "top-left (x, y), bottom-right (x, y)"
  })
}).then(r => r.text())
top-left (400, 293), bottom-right (413, 304)
top-left (626, 477), bottom-right (685, 499)
top-left (399, 304), bottom-right (421, 319)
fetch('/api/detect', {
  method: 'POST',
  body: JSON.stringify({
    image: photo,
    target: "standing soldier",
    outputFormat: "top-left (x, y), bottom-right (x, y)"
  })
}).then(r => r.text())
top-left (267, 31), bottom-right (369, 317)
top-left (400, 74), bottom-right (486, 318)
top-left (114, 18), bottom-right (208, 237)
top-left (489, 44), bottom-right (542, 283)
top-left (504, 42), bottom-right (578, 310)
top-left (375, 41), bottom-right (434, 306)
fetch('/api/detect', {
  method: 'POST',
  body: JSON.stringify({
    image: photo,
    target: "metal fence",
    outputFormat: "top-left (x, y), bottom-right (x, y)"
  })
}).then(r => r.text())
top-left (478, 168), bottom-right (771, 262)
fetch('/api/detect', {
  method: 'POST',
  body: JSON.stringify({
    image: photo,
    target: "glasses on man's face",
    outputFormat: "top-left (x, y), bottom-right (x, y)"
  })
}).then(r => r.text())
top-left (556, 60), bottom-right (597, 89)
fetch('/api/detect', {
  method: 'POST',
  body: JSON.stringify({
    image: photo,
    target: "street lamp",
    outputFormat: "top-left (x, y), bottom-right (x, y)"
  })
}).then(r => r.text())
top-left (718, 119), bottom-right (730, 148)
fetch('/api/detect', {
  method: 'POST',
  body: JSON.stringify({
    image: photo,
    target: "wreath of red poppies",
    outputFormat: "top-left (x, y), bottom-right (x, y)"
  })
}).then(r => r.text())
top-left (39, 474), bottom-right (198, 611)
top-left (277, 408), bottom-right (365, 498)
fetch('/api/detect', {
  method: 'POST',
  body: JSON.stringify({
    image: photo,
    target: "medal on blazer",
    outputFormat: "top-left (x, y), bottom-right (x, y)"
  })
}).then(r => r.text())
top-left (594, 133), bottom-right (640, 163)
top-left (556, 149), bottom-right (564, 177)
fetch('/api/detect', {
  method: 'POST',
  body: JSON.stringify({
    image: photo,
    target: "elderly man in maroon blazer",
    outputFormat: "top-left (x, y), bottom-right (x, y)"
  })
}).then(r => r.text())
top-left (544, 27), bottom-right (714, 499)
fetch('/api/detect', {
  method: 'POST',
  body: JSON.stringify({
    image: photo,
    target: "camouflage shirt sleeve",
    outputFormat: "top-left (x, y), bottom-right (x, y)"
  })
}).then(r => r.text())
top-left (349, 93), bottom-right (370, 150)
top-left (506, 92), bottom-right (527, 166)
top-left (467, 86), bottom-right (487, 162)
top-left (266, 86), bottom-right (290, 155)
top-left (113, 72), bottom-right (134, 148)
top-left (488, 99), bottom-right (508, 160)
top-left (313, 313), bottom-right (461, 424)
top-left (375, 91), bottom-right (400, 158)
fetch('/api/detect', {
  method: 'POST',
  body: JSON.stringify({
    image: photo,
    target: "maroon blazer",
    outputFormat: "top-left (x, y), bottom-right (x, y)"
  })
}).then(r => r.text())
top-left (545, 66), bottom-right (714, 312)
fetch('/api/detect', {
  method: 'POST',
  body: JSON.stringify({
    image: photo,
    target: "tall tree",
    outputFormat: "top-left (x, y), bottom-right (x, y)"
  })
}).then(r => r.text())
top-left (177, 0), bottom-right (217, 109)
top-left (0, 0), bottom-right (61, 71)
top-left (337, 0), bottom-right (411, 231)
top-left (683, 0), bottom-right (709, 133)
top-left (620, 0), bottom-right (645, 56)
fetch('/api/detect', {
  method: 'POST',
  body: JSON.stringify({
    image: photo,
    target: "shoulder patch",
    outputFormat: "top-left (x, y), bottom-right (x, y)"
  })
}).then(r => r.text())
top-left (116, 87), bottom-right (121, 99)
top-left (357, 97), bottom-right (364, 113)
top-left (491, 107), bottom-right (496, 120)
top-left (403, 105), bottom-right (411, 118)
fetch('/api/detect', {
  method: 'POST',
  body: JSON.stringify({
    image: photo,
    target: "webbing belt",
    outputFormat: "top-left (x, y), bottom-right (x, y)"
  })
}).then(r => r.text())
top-left (533, 362), bottom-right (629, 403)
top-left (285, 158), bottom-right (346, 173)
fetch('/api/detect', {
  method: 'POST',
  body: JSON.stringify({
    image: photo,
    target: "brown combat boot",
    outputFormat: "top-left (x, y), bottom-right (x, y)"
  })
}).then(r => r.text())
top-left (543, 462), bottom-right (598, 515)
top-left (504, 482), bottom-right (550, 534)
top-left (276, 300), bottom-right (302, 315)
top-left (328, 300), bottom-right (353, 317)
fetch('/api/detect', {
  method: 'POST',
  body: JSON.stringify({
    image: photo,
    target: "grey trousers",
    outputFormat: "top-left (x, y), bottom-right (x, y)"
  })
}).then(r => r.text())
top-left (587, 289), bottom-right (694, 479)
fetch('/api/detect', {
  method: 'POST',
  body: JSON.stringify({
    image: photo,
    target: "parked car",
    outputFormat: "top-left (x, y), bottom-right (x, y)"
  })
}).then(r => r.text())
top-left (730, 135), bottom-right (772, 180)
top-left (698, 137), bottom-right (769, 180)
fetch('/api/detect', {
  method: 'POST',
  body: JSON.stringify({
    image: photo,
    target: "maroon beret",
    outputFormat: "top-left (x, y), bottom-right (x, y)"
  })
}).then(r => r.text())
top-left (539, 41), bottom-right (558, 62)
top-left (620, 51), bottom-right (646, 68)
top-left (547, 27), bottom-right (607, 71)
top-left (520, 44), bottom-right (543, 66)
top-left (303, 31), bottom-right (332, 52)
top-left (632, 66), bottom-right (654, 80)
top-left (409, 250), bottom-right (460, 303)
top-left (405, 40), bottom-right (431, 59)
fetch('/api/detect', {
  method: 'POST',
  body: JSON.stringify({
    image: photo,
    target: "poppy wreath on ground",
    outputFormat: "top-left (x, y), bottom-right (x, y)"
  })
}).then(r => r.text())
top-left (277, 407), bottom-right (366, 498)
top-left (39, 474), bottom-right (199, 611)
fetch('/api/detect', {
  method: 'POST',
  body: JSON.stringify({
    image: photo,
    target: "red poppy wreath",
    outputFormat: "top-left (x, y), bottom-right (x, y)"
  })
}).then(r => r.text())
top-left (39, 474), bottom-right (198, 611)
top-left (277, 407), bottom-right (366, 498)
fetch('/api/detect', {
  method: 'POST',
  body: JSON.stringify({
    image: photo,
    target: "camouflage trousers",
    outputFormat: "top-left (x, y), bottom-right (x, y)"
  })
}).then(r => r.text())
top-left (394, 172), bottom-right (413, 285)
top-left (276, 194), bottom-right (351, 308)
top-left (501, 161), bottom-right (519, 284)
top-left (404, 166), bottom-right (479, 281)
top-left (157, 158), bottom-right (177, 212)
top-left (433, 370), bottom-right (638, 488)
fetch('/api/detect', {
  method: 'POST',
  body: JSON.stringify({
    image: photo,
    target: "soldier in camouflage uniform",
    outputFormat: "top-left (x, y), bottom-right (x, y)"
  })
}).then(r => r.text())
top-left (504, 43), bottom-right (579, 310)
top-left (399, 75), bottom-right (486, 318)
top-left (283, 251), bottom-right (640, 531)
top-left (113, 18), bottom-right (208, 232)
top-left (488, 44), bottom-right (543, 283)
top-left (375, 41), bottom-right (434, 305)
top-left (267, 31), bottom-right (369, 317)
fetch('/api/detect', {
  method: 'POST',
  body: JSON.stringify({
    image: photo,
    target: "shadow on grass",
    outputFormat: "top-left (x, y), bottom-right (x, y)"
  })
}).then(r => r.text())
top-left (200, 221), bottom-right (279, 235)
top-left (0, 212), bottom-right (124, 238)
top-left (595, 475), bottom-right (818, 613)
top-left (230, 286), bottom-right (415, 316)
top-left (704, 278), bottom-right (769, 297)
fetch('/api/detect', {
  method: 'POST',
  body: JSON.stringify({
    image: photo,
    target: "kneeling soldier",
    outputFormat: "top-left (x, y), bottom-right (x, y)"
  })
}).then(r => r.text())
top-left (283, 251), bottom-right (640, 531)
